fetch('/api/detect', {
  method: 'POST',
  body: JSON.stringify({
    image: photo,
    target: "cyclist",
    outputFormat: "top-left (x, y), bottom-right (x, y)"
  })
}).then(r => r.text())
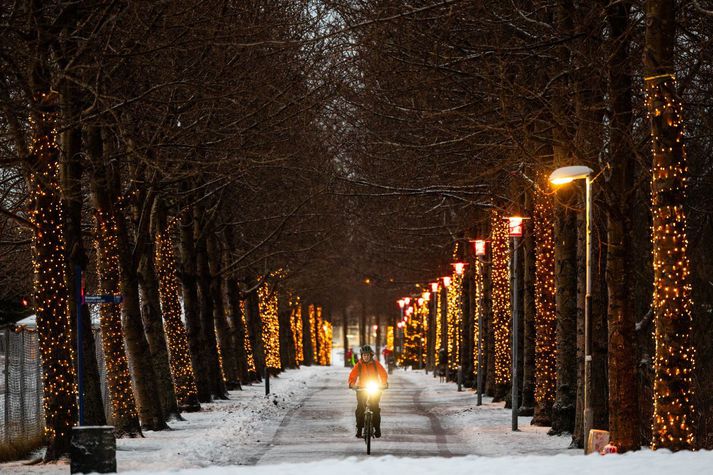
top-left (348, 345), bottom-right (388, 438)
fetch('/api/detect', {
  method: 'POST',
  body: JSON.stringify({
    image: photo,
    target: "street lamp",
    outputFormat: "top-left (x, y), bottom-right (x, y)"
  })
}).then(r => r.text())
top-left (505, 216), bottom-right (527, 431)
top-left (442, 276), bottom-right (452, 287)
top-left (549, 164), bottom-right (594, 451)
top-left (451, 262), bottom-right (467, 275)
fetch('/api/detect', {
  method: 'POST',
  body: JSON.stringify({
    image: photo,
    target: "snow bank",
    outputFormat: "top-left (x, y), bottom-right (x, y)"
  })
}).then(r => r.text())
top-left (121, 450), bottom-right (713, 475)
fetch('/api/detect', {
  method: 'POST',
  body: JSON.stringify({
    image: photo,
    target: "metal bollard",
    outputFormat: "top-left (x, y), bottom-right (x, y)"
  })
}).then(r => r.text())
top-left (264, 366), bottom-right (270, 396)
top-left (70, 426), bottom-right (116, 474)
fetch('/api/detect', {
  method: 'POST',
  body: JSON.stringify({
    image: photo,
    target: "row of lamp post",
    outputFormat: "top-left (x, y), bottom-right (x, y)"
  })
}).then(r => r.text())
top-left (389, 164), bottom-right (595, 448)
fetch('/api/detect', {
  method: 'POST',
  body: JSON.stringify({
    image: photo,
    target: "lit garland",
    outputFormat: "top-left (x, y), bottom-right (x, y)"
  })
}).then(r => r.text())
top-left (402, 303), bottom-right (423, 366)
top-left (290, 296), bottom-right (304, 364)
top-left (491, 209), bottom-right (512, 386)
top-left (447, 271), bottom-right (463, 370)
top-left (155, 228), bottom-right (199, 409)
top-left (240, 300), bottom-right (256, 373)
top-left (258, 278), bottom-right (281, 369)
top-left (94, 210), bottom-right (140, 433)
top-left (309, 304), bottom-right (318, 361)
top-left (473, 259), bottom-right (484, 374)
top-left (321, 320), bottom-right (333, 365)
top-left (386, 326), bottom-right (394, 350)
top-left (533, 189), bottom-right (557, 411)
top-left (316, 306), bottom-right (328, 365)
top-left (645, 74), bottom-right (696, 451)
top-left (418, 299), bottom-right (428, 365)
top-left (27, 96), bottom-right (77, 449)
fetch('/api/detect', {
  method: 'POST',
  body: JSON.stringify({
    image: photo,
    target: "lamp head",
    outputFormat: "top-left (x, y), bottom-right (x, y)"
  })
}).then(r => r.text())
top-left (549, 165), bottom-right (593, 186)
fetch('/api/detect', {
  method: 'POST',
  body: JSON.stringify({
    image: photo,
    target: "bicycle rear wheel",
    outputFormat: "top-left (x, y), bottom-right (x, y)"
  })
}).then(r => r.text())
top-left (365, 412), bottom-right (372, 455)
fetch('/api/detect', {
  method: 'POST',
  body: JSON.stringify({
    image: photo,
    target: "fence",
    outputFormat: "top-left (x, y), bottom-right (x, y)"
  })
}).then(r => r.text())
top-left (0, 325), bottom-right (111, 458)
top-left (0, 327), bottom-right (44, 454)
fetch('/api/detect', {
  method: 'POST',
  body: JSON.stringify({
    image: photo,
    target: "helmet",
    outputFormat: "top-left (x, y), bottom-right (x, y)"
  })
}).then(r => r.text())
top-left (361, 345), bottom-right (374, 355)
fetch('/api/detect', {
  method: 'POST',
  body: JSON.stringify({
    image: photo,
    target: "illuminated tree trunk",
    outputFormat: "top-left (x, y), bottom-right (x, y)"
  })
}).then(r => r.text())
top-left (195, 220), bottom-right (228, 399)
top-left (88, 127), bottom-right (167, 431)
top-left (532, 189), bottom-right (557, 426)
top-left (92, 211), bottom-right (143, 437)
top-left (605, 1), bottom-right (640, 452)
top-left (222, 227), bottom-right (250, 384)
top-left (208, 234), bottom-right (240, 389)
top-left (491, 210), bottom-right (511, 402)
top-left (179, 202), bottom-right (212, 402)
top-left (27, 93), bottom-right (78, 460)
top-left (59, 83), bottom-right (106, 428)
top-left (247, 277), bottom-right (266, 374)
top-left (644, 0), bottom-right (697, 451)
top-left (136, 195), bottom-right (181, 420)
top-left (520, 198), bottom-right (536, 417)
top-left (484, 260), bottom-right (496, 397)
top-left (154, 211), bottom-right (201, 411)
top-left (551, 186), bottom-right (577, 435)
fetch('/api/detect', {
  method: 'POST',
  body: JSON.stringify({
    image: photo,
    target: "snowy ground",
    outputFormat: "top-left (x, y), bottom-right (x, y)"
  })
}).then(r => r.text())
top-left (2, 364), bottom-right (712, 474)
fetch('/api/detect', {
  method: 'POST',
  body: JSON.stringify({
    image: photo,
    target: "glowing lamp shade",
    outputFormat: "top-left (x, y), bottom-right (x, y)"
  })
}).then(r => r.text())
top-left (507, 217), bottom-right (524, 237)
top-left (406, 306), bottom-right (414, 316)
top-left (372, 324), bottom-right (378, 331)
top-left (417, 297), bottom-right (424, 306)
top-left (421, 291), bottom-right (431, 301)
top-left (549, 165), bottom-right (593, 186)
top-left (403, 297), bottom-right (411, 306)
top-left (451, 262), bottom-right (467, 275)
top-left (430, 282), bottom-right (439, 293)
top-left (473, 239), bottom-right (486, 256)
top-left (397, 299), bottom-right (405, 309)
top-left (443, 276), bottom-right (452, 287)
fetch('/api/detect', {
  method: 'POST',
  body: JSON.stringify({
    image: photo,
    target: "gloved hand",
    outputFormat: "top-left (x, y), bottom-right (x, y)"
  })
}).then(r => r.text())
top-left (349, 383), bottom-right (354, 389)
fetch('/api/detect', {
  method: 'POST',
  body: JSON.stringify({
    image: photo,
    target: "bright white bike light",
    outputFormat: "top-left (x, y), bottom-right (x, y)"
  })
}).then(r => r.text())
top-left (366, 381), bottom-right (379, 395)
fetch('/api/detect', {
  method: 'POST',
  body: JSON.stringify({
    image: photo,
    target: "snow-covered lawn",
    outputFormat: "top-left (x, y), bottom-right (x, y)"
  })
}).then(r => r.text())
top-left (1, 365), bottom-right (331, 473)
top-left (123, 450), bottom-right (713, 475)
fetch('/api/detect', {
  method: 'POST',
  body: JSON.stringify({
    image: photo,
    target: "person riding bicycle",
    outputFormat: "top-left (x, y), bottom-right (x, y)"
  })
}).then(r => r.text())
top-left (348, 345), bottom-right (388, 439)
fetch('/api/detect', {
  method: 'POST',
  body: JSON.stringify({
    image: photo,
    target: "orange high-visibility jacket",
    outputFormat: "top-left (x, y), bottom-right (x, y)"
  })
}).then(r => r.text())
top-left (348, 359), bottom-right (388, 387)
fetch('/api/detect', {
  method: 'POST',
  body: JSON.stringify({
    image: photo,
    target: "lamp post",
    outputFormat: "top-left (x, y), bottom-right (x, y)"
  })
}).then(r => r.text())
top-left (549, 165), bottom-right (594, 450)
top-left (472, 240), bottom-right (487, 406)
top-left (430, 282), bottom-right (439, 376)
top-left (506, 216), bottom-right (526, 431)
top-left (450, 262), bottom-right (467, 391)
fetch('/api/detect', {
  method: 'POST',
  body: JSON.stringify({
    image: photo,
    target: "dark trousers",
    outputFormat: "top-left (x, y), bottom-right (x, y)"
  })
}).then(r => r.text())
top-left (355, 391), bottom-right (381, 429)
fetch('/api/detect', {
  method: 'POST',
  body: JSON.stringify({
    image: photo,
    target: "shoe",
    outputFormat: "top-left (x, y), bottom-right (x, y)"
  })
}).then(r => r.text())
top-left (374, 428), bottom-right (381, 438)
top-left (356, 428), bottom-right (362, 438)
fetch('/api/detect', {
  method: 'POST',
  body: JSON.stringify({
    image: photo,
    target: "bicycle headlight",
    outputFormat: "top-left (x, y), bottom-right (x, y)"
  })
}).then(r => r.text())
top-left (366, 381), bottom-right (379, 395)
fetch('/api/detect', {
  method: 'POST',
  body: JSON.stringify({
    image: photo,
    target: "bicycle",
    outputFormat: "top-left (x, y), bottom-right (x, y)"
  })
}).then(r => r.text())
top-left (353, 382), bottom-right (386, 455)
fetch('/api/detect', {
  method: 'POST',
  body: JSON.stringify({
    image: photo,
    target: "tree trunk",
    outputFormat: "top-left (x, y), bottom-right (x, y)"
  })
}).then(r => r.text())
top-left (533, 188), bottom-right (557, 426)
top-left (521, 193), bottom-right (536, 417)
top-left (247, 277), bottom-right (266, 374)
top-left (550, 187), bottom-right (578, 435)
top-left (26, 91), bottom-right (78, 460)
top-left (179, 201), bottom-right (211, 402)
top-left (135, 193), bottom-right (181, 421)
top-left (302, 303), bottom-right (314, 365)
top-left (491, 210), bottom-right (511, 402)
top-left (102, 133), bottom-right (167, 431)
top-left (195, 222), bottom-right (228, 399)
top-left (87, 127), bottom-right (143, 437)
top-left (59, 84), bottom-right (106, 428)
top-left (154, 202), bottom-right (201, 411)
top-left (484, 259), bottom-right (495, 397)
top-left (208, 234), bottom-right (240, 389)
top-left (644, 0), bottom-right (696, 451)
